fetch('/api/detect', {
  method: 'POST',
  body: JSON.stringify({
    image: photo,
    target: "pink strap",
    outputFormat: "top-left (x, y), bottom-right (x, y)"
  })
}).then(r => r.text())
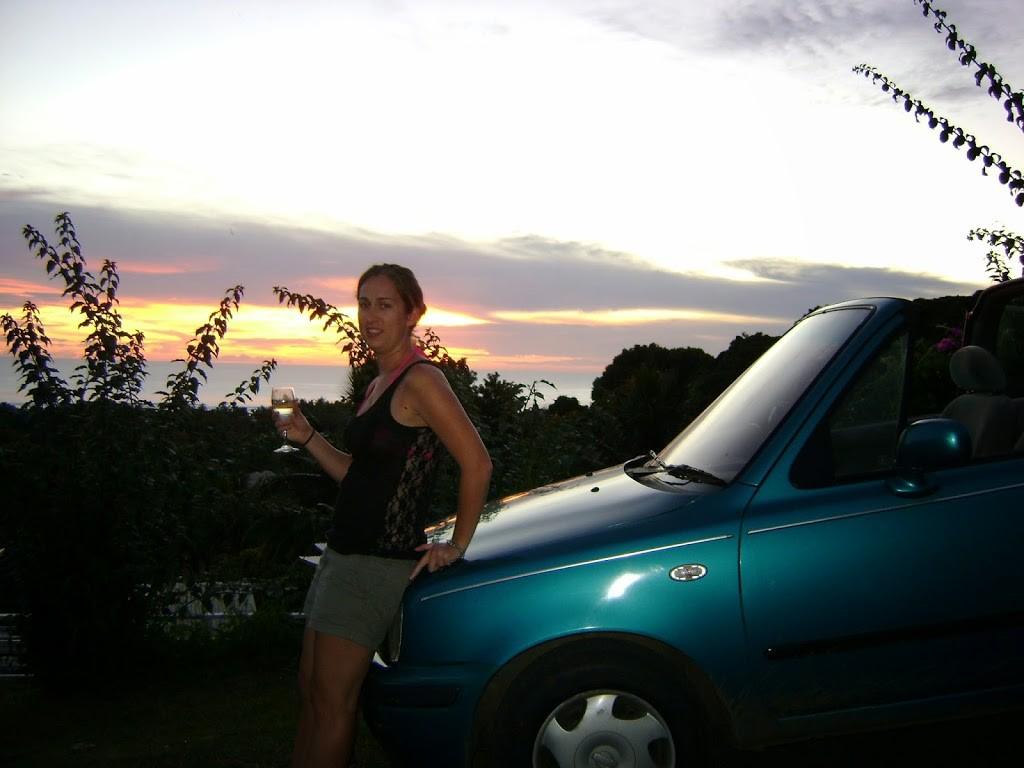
top-left (357, 347), bottom-right (425, 415)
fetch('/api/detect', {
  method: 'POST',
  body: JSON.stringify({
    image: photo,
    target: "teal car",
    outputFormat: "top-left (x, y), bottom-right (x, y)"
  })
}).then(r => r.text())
top-left (363, 279), bottom-right (1024, 767)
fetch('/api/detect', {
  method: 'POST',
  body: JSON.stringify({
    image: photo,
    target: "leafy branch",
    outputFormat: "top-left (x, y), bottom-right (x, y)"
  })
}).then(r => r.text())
top-left (272, 287), bottom-right (371, 367)
top-left (273, 286), bottom-right (460, 366)
top-left (968, 227), bottom-right (1024, 283)
top-left (853, 0), bottom-right (1024, 208)
top-left (1, 302), bottom-right (74, 407)
top-left (416, 325), bottom-right (459, 367)
top-left (8, 213), bottom-right (300, 410)
top-left (221, 358), bottom-right (278, 407)
top-left (22, 212), bottom-right (149, 400)
top-left (158, 286), bottom-right (245, 410)
top-left (913, 0), bottom-right (1024, 132)
top-left (853, 64), bottom-right (1023, 207)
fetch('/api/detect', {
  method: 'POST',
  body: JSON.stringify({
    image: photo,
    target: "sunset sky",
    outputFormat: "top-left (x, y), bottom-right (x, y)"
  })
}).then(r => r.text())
top-left (2, 0), bottom-right (1022, 401)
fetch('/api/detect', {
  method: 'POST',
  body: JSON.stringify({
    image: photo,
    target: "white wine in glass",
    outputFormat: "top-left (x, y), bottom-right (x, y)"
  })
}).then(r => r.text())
top-left (271, 386), bottom-right (300, 454)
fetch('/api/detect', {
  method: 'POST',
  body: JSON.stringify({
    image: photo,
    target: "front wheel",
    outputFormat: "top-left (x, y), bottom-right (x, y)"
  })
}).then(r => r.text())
top-left (534, 688), bottom-right (675, 768)
top-left (488, 644), bottom-right (705, 768)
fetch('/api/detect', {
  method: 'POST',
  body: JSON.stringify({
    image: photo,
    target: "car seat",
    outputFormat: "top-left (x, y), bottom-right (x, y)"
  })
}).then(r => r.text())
top-left (942, 345), bottom-right (1018, 458)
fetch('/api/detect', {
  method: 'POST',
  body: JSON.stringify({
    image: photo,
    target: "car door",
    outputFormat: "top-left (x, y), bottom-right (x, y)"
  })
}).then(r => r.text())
top-left (739, 320), bottom-right (1024, 724)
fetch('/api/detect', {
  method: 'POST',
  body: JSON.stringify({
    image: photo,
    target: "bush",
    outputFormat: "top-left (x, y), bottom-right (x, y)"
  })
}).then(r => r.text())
top-left (0, 400), bottom-right (327, 681)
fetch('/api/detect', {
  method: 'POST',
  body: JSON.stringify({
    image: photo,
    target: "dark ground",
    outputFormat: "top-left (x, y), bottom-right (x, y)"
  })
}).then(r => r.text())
top-left (2, 662), bottom-right (1017, 767)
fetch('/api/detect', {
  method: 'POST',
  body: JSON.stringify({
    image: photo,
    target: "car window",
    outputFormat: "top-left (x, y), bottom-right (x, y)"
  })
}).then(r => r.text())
top-left (995, 297), bottom-right (1024, 398)
top-left (662, 306), bottom-right (872, 483)
top-left (791, 331), bottom-right (908, 487)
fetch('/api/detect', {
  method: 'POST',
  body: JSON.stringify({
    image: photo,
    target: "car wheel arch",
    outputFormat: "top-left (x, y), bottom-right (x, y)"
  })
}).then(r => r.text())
top-left (469, 631), bottom-right (733, 765)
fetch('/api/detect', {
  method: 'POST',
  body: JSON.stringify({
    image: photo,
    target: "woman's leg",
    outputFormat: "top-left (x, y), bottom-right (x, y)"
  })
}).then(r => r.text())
top-left (307, 631), bottom-right (375, 768)
top-left (291, 627), bottom-right (318, 768)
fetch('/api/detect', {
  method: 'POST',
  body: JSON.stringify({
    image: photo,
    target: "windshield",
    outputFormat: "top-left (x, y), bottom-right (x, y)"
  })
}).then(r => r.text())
top-left (659, 306), bottom-right (872, 483)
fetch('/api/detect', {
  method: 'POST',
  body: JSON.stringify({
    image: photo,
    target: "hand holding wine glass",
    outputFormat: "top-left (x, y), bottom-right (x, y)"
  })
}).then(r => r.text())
top-left (271, 386), bottom-right (301, 454)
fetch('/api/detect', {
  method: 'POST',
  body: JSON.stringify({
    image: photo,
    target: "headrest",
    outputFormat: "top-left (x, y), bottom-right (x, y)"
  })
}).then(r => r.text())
top-left (949, 345), bottom-right (1006, 393)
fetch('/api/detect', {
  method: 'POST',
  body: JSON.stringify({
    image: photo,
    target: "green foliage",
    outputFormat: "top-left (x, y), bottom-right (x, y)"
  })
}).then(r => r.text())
top-left (273, 285), bottom-right (369, 382)
top-left (914, 0), bottom-right (1024, 131)
top-left (1, 302), bottom-right (73, 407)
top-left (853, 1), bottom-right (1024, 286)
top-left (0, 214), bottom-right (306, 681)
top-left (157, 284), bottom-right (249, 409)
top-left (853, 0), bottom-right (1024, 208)
top-left (969, 228), bottom-right (1024, 283)
top-left (3, 213), bottom-right (278, 409)
top-left (591, 343), bottom-right (716, 460)
top-left (22, 213), bottom-right (149, 402)
top-left (470, 374), bottom-right (586, 497)
top-left (0, 400), bottom-right (327, 681)
top-left (223, 358), bottom-right (279, 406)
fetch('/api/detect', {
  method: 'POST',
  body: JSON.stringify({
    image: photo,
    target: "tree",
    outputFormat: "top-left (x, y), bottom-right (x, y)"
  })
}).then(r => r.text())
top-left (0, 214), bottom-right (291, 680)
top-left (5, 213), bottom-right (277, 408)
top-left (854, 0), bottom-right (1023, 279)
top-left (590, 343), bottom-right (715, 460)
top-left (20, 212), bottom-right (148, 403)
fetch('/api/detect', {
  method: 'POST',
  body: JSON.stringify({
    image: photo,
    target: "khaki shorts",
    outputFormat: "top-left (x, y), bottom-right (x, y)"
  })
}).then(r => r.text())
top-left (303, 548), bottom-right (416, 649)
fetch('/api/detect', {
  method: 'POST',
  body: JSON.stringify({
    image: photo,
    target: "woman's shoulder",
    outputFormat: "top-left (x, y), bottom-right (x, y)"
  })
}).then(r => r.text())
top-left (393, 361), bottom-right (458, 425)
top-left (403, 360), bottom-right (449, 389)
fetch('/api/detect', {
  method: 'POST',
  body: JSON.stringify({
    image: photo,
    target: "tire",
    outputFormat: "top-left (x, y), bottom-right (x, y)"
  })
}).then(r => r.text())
top-left (489, 642), bottom-right (705, 768)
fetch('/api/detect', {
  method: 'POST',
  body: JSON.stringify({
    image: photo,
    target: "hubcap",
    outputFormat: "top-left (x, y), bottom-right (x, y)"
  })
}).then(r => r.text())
top-left (533, 690), bottom-right (675, 768)
top-left (590, 746), bottom-right (620, 767)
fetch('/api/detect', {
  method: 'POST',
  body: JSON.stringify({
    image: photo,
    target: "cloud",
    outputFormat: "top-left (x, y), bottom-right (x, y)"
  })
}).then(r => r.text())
top-left (574, 0), bottom-right (898, 59)
top-left (725, 257), bottom-right (971, 300)
top-left (580, 0), bottom-right (1023, 111)
top-left (1, 198), bottom-right (984, 373)
top-left (0, 277), bottom-right (64, 302)
top-left (711, 0), bottom-right (909, 54)
top-left (117, 262), bottom-right (211, 275)
top-left (491, 307), bottom-right (782, 327)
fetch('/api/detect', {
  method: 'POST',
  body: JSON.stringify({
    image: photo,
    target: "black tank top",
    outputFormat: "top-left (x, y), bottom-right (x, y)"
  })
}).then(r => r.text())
top-left (328, 360), bottom-right (443, 559)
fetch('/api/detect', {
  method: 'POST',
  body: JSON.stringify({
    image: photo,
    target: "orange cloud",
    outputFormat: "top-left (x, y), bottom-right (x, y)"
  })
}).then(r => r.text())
top-left (0, 301), bottom-right (94, 358)
top-left (0, 299), bottom-right (353, 364)
top-left (0, 278), bottom-right (64, 299)
top-left (464, 352), bottom-right (596, 372)
top-left (304, 276), bottom-right (359, 296)
top-left (491, 307), bottom-right (784, 326)
top-left (1, 296), bottom-right (492, 367)
top-left (421, 307), bottom-right (490, 327)
top-left (122, 301), bottom-right (356, 363)
top-left (117, 262), bottom-right (204, 275)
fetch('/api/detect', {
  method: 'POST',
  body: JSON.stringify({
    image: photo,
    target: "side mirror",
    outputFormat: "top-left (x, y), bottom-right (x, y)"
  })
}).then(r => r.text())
top-left (886, 418), bottom-right (971, 497)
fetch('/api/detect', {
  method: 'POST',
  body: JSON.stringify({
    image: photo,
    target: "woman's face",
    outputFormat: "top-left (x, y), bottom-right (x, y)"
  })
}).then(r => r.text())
top-left (357, 274), bottom-right (419, 354)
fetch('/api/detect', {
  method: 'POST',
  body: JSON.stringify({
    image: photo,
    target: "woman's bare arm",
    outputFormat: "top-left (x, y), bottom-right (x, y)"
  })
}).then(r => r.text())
top-left (402, 365), bottom-right (492, 579)
top-left (274, 407), bottom-right (353, 483)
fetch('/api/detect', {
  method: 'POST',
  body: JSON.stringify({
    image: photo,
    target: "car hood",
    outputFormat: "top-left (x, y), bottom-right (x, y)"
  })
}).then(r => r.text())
top-left (427, 463), bottom-right (709, 565)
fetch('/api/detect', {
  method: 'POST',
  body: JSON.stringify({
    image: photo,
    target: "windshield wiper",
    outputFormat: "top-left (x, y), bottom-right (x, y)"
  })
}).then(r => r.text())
top-left (625, 451), bottom-right (727, 487)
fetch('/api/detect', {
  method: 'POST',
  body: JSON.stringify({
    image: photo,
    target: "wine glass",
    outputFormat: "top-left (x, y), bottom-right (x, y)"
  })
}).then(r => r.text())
top-left (271, 386), bottom-right (300, 454)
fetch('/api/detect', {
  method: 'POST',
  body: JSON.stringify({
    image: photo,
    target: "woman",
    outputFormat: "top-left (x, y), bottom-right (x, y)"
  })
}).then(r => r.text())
top-left (276, 263), bottom-right (492, 768)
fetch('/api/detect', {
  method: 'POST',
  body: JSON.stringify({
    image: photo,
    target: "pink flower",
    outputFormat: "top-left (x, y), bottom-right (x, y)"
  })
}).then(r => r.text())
top-left (935, 327), bottom-right (963, 353)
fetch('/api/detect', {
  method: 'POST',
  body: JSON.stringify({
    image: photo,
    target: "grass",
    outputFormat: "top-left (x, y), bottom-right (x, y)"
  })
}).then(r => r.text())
top-left (0, 619), bottom-right (389, 768)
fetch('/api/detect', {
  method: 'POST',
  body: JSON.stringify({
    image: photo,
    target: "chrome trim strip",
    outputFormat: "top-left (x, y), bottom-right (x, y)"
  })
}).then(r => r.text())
top-left (420, 534), bottom-right (734, 602)
top-left (747, 480), bottom-right (1024, 536)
